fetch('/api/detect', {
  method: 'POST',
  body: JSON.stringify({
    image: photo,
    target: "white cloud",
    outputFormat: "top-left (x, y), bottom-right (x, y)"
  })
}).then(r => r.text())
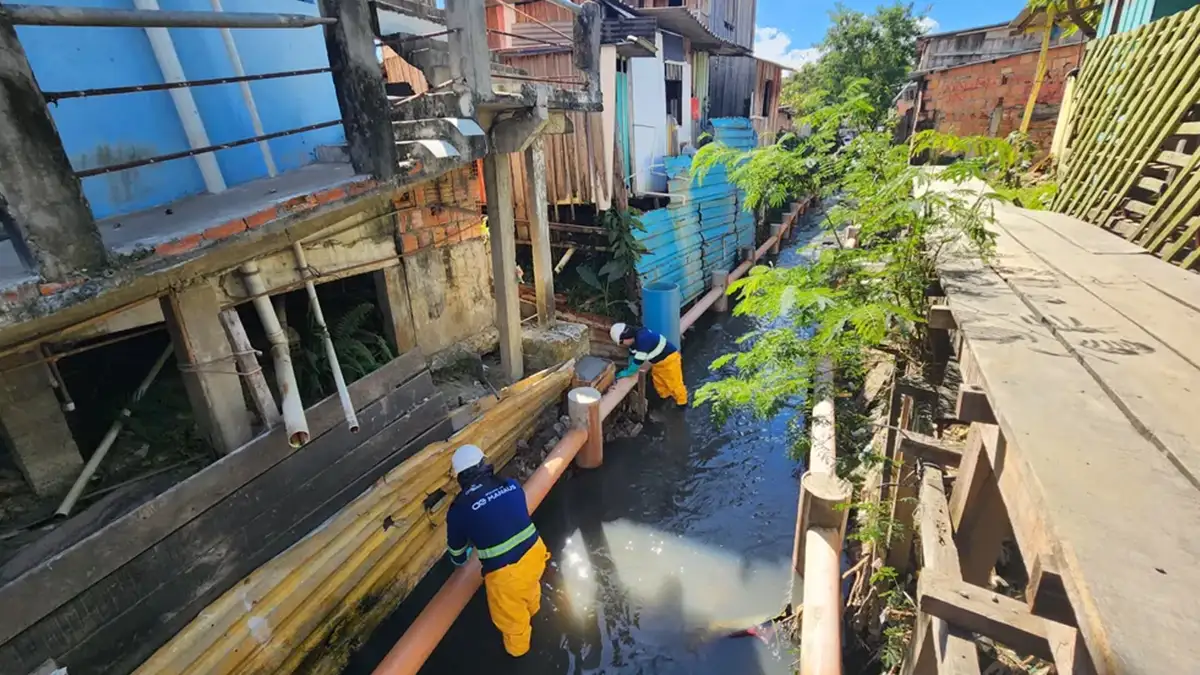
top-left (754, 26), bottom-right (822, 72)
top-left (918, 17), bottom-right (940, 34)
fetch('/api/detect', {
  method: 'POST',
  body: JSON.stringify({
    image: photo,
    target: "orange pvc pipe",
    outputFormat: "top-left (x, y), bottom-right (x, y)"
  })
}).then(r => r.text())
top-left (798, 527), bottom-right (843, 675)
top-left (599, 373), bottom-right (637, 421)
top-left (370, 428), bottom-right (588, 675)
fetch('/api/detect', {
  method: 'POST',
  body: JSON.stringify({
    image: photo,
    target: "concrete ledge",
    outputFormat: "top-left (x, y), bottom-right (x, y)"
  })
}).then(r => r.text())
top-left (522, 322), bottom-right (589, 373)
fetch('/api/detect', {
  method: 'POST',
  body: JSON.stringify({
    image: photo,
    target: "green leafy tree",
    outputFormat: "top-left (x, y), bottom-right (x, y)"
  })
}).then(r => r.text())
top-left (781, 3), bottom-right (926, 124)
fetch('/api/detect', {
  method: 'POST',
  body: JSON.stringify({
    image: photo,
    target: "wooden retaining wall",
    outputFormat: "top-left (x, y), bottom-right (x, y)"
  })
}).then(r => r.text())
top-left (0, 351), bottom-right (451, 675)
top-left (1053, 4), bottom-right (1200, 269)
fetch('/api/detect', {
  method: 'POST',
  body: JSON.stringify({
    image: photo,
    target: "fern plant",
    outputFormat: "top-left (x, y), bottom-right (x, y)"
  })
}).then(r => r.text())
top-left (295, 301), bottom-right (394, 403)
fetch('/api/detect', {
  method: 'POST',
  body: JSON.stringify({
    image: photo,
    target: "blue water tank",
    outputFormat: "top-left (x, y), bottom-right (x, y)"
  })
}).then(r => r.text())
top-left (642, 282), bottom-right (682, 349)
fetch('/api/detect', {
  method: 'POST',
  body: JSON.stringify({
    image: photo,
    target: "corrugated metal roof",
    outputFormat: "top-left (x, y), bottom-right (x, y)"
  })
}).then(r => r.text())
top-left (634, 118), bottom-right (756, 306)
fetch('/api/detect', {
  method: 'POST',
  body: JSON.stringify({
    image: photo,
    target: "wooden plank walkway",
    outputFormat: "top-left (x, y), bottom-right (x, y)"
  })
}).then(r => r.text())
top-left (931, 183), bottom-right (1200, 675)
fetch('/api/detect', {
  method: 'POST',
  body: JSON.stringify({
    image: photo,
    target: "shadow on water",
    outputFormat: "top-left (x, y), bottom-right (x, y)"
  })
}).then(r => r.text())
top-left (345, 227), bottom-right (831, 675)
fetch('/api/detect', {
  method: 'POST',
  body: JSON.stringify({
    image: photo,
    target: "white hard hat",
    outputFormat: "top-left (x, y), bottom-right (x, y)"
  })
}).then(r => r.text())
top-left (610, 323), bottom-right (628, 343)
top-left (451, 444), bottom-right (485, 476)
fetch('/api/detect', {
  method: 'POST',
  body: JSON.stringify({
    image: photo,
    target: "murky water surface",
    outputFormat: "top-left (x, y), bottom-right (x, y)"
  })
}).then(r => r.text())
top-left (347, 232), bottom-right (826, 675)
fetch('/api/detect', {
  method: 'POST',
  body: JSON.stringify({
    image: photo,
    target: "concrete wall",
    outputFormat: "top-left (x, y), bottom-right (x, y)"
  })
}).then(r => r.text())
top-left (403, 238), bottom-right (495, 357)
top-left (16, 0), bottom-right (345, 220)
top-left (915, 43), bottom-right (1084, 155)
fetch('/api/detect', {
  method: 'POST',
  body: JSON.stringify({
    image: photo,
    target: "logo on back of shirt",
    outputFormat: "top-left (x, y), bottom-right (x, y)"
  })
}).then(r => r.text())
top-left (470, 482), bottom-right (518, 510)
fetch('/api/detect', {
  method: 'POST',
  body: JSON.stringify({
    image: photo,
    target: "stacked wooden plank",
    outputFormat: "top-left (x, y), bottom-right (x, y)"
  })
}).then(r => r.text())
top-left (1053, 5), bottom-right (1200, 269)
top-left (132, 361), bottom-right (573, 675)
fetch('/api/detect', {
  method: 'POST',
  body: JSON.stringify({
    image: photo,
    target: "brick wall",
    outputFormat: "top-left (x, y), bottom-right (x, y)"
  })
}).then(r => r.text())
top-left (914, 43), bottom-right (1084, 155)
top-left (392, 164), bottom-right (487, 256)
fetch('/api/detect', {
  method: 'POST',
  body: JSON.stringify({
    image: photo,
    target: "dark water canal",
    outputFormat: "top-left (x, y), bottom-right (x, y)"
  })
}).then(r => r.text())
top-left (346, 236), bottom-right (821, 675)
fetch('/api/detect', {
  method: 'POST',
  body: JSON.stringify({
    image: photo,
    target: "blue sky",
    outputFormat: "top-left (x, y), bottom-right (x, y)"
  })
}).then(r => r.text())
top-left (753, 0), bottom-right (1031, 70)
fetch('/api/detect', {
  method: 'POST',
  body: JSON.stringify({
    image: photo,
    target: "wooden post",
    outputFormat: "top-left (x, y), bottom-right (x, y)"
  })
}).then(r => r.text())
top-left (955, 384), bottom-right (996, 424)
top-left (569, 386), bottom-right (603, 469)
top-left (374, 265), bottom-right (418, 353)
top-left (712, 270), bottom-right (729, 313)
top-left (633, 370), bottom-right (648, 421)
top-left (218, 308), bottom-right (282, 429)
top-left (908, 465), bottom-right (983, 673)
top-left (319, 0), bottom-right (397, 180)
top-left (948, 424), bottom-right (1011, 585)
top-left (886, 394), bottom-right (918, 573)
top-left (525, 138), bottom-right (556, 327)
top-left (161, 281), bottom-right (255, 455)
top-left (483, 153), bottom-right (524, 382)
top-left (0, 15), bottom-right (106, 281)
top-left (769, 223), bottom-right (782, 254)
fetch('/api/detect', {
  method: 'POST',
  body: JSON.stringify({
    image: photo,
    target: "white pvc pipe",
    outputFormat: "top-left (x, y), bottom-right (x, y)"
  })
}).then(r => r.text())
top-left (134, 0), bottom-right (227, 194)
top-left (292, 242), bottom-right (359, 433)
top-left (241, 261), bottom-right (310, 447)
top-left (210, 0), bottom-right (277, 177)
top-left (56, 344), bottom-right (174, 517)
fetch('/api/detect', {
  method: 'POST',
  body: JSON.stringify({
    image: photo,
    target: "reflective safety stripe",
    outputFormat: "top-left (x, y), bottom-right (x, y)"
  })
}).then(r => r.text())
top-left (448, 544), bottom-right (470, 557)
top-left (477, 523), bottom-right (537, 560)
top-left (632, 336), bottom-right (667, 363)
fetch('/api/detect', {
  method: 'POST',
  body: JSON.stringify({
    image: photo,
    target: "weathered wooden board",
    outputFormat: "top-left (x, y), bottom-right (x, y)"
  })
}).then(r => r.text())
top-left (937, 237), bottom-right (1200, 675)
top-left (990, 212), bottom-right (1200, 483)
top-left (1000, 206), bottom-right (1146, 256)
top-left (0, 353), bottom-right (449, 675)
top-left (0, 349), bottom-right (426, 646)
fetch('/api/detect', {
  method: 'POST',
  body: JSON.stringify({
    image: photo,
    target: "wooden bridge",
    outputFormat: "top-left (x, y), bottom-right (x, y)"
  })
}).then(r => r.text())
top-left (895, 185), bottom-right (1200, 675)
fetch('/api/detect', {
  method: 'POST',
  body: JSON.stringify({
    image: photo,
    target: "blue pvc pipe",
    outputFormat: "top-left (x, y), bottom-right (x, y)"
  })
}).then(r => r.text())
top-left (642, 282), bottom-right (682, 348)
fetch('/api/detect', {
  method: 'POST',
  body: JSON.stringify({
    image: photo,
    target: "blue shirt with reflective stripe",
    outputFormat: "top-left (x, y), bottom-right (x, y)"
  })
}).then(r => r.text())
top-left (447, 471), bottom-right (538, 574)
top-left (629, 327), bottom-right (677, 365)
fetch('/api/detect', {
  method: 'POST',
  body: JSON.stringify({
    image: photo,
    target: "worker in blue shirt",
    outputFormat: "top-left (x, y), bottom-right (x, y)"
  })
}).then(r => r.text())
top-left (446, 444), bottom-right (549, 657)
top-left (609, 322), bottom-right (688, 406)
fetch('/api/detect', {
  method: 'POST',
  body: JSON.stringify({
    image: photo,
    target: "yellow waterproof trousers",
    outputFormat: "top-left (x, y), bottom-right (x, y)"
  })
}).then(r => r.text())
top-left (651, 352), bottom-right (688, 405)
top-left (483, 537), bottom-right (549, 656)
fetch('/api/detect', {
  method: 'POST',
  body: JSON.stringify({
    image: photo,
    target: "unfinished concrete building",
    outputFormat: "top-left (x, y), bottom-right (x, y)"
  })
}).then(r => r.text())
top-left (0, 1), bottom-right (601, 673)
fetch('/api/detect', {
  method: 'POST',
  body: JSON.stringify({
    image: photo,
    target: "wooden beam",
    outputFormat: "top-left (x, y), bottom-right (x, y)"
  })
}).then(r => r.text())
top-left (483, 153), bottom-right (524, 381)
top-left (926, 305), bottom-right (957, 330)
top-left (897, 429), bottom-right (963, 467)
top-left (1028, 553), bottom-right (1077, 626)
top-left (955, 384), bottom-right (996, 424)
top-left (218, 308), bottom-right (282, 429)
top-left (949, 424), bottom-right (1011, 585)
top-left (919, 572), bottom-right (1062, 661)
top-left (1046, 622), bottom-right (1099, 675)
top-left (524, 137), bottom-right (556, 327)
top-left (911, 465), bottom-right (983, 674)
top-left (886, 395), bottom-right (918, 574)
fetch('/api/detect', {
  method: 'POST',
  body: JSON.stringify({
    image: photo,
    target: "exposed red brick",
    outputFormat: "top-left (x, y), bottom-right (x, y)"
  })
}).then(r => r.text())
top-left (400, 233), bottom-right (419, 253)
top-left (204, 218), bottom-right (247, 241)
top-left (347, 179), bottom-right (376, 196)
top-left (245, 208), bottom-right (279, 229)
top-left (38, 278), bottom-right (84, 296)
top-left (280, 194), bottom-right (318, 213)
top-left (417, 230), bottom-right (433, 249)
top-left (155, 233), bottom-right (204, 257)
top-left (315, 186), bottom-right (348, 204)
top-left (432, 226), bottom-right (447, 246)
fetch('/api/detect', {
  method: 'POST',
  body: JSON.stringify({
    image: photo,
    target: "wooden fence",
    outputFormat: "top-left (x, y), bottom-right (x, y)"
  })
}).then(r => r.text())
top-left (1053, 4), bottom-right (1200, 270)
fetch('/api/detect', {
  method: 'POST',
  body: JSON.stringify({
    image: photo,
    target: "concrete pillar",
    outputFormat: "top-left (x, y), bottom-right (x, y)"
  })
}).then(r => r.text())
top-left (770, 223), bottom-right (782, 254)
top-left (524, 138), bottom-right (556, 328)
top-left (0, 350), bottom-right (83, 496)
top-left (161, 281), bottom-right (254, 455)
top-left (374, 265), bottom-right (418, 354)
top-left (712, 270), bottom-right (729, 313)
top-left (0, 16), bottom-right (106, 281)
top-left (446, 0), bottom-right (493, 99)
top-left (569, 387), bottom-right (603, 469)
top-left (483, 154), bottom-right (524, 382)
top-left (318, 0), bottom-right (397, 180)
top-left (739, 246), bottom-right (755, 264)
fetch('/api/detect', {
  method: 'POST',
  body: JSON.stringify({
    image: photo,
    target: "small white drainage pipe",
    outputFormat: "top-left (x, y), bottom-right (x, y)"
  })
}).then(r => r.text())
top-left (241, 261), bottom-right (310, 447)
top-left (209, 0), bottom-right (277, 177)
top-left (292, 242), bottom-right (359, 433)
top-left (134, 0), bottom-right (226, 194)
top-left (56, 343), bottom-right (174, 517)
